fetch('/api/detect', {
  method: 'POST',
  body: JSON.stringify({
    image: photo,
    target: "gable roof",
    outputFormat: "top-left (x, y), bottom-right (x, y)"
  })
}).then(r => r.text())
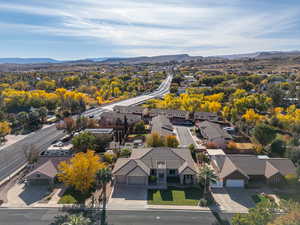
top-left (199, 121), bottom-right (232, 141)
top-left (113, 147), bottom-right (197, 175)
top-left (216, 154), bottom-right (296, 180)
top-left (26, 157), bottom-right (70, 179)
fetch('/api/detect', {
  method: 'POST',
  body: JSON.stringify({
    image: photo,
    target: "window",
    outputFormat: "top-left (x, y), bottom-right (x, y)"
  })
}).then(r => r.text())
top-left (150, 169), bottom-right (156, 176)
top-left (169, 169), bottom-right (176, 175)
top-left (36, 173), bottom-right (41, 178)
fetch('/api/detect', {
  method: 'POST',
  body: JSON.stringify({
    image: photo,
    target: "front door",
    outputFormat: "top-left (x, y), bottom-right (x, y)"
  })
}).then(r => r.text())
top-left (158, 173), bottom-right (165, 183)
top-left (184, 175), bottom-right (193, 184)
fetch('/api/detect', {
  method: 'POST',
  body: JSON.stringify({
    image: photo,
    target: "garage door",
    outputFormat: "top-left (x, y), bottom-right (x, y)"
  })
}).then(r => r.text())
top-left (226, 179), bottom-right (244, 187)
top-left (127, 176), bottom-right (146, 185)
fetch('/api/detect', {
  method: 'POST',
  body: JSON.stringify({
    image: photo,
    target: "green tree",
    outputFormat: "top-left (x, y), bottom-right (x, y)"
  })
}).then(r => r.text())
top-left (270, 139), bottom-right (286, 157)
top-left (198, 165), bottom-right (217, 196)
top-left (96, 168), bottom-right (112, 225)
top-left (133, 121), bottom-right (146, 134)
top-left (253, 123), bottom-right (276, 148)
top-left (231, 201), bottom-right (277, 225)
top-left (38, 107), bottom-right (48, 123)
top-left (72, 132), bottom-right (96, 152)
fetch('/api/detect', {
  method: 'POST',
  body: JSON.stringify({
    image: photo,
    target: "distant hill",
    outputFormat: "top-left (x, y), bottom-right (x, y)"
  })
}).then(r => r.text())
top-left (217, 51), bottom-right (300, 60)
top-left (0, 58), bottom-right (60, 64)
top-left (101, 54), bottom-right (195, 64)
top-left (1, 51), bottom-right (300, 65)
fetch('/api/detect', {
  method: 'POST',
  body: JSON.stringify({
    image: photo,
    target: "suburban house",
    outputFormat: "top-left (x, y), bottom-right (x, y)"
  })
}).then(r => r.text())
top-left (25, 157), bottom-right (69, 185)
top-left (151, 115), bottom-right (175, 137)
top-left (112, 147), bottom-right (198, 187)
top-left (85, 128), bottom-right (114, 139)
top-left (113, 105), bottom-right (219, 125)
top-left (197, 121), bottom-right (233, 149)
top-left (98, 111), bottom-right (142, 129)
top-left (208, 150), bottom-right (297, 188)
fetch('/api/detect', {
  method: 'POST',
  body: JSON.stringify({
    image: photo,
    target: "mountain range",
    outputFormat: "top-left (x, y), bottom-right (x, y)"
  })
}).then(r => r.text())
top-left (1, 51), bottom-right (299, 65)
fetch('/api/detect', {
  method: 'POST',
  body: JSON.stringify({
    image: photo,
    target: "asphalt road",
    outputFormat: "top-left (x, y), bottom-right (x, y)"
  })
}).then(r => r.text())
top-left (175, 126), bottom-right (196, 148)
top-left (0, 209), bottom-right (228, 225)
top-left (0, 74), bottom-right (172, 184)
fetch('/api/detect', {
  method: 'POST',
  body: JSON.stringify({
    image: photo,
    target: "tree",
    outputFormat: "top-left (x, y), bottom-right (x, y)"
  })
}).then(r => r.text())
top-left (165, 135), bottom-right (179, 148)
top-left (231, 201), bottom-right (277, 225)
top-left (146, 133), bottom-right (165, 147)
top-left (96, 168), bottom-right (112, 225)
top-left (62, 213), bottom-right (91, 225)
top-left (63, 117), bottom-right (76, 134)
top-left (198, 165), bottom-right (217, 196)
top-left (133, 121), bottom-right (146, 134)
top-left (0, 121), bottom-right (11, 142)
top-left (23, 144), bottom-right (39, 164)
top-left (38, 107), bottom-right (48, 123)
top-left (253, 123), bottom-right (276, 148)
top-left (58, 150), bottom-right (105, 193)
top-left (267, 84), bottom-right (285, 107)
top-left (72, 132), bottom-right (96, 152)
top-left (270, 139), bottom-right (286, 157)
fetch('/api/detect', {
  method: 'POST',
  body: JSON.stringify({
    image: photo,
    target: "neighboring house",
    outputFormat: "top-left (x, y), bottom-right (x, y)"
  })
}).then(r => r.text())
top-left (85, 128), bottom-right (114, 139)
top-left (25, 157), bottom-right (69, 185)
top-left (198, 121), bottom-right (233, 149)
top-left (98, 111), bottom-right (142, 129)
top-left (151, 115), bottom-right (175, 137)
top-left (113, 106), bottom-right (220, 124)
top-left (112, 147), bottom-right (198, 187)
top-left (208, 151), bottom-right (297, 188)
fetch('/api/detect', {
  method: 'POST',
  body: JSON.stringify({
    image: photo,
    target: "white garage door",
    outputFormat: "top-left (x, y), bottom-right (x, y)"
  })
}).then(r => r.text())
top-left (210, 181), bottom-right (223, 188)
top-left (128, 176), bottom-right (146, 185)
top-left (226, 179), bottom-right (245, 187)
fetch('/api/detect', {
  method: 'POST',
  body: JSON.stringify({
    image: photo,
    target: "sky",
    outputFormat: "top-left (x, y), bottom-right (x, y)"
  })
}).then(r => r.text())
top-left (0, 0), bottom-right (300, 59)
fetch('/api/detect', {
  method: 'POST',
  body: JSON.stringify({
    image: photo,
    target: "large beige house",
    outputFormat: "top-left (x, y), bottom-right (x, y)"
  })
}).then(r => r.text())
top-left (112, 147), bottom-right (198, 187)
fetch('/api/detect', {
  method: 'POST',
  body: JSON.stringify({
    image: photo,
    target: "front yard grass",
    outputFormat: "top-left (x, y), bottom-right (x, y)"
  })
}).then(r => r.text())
top-left (58, 187), bottom-right (92, 204)
top-left (148, 187), bottom-right (203, 206)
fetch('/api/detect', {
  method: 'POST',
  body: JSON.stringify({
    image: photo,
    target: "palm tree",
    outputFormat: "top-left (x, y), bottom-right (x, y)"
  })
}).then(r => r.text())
top-left (96, 168), bottom-right (112, 225)
top-left (62, 213), bottom-right (91, 225)
top-left (198, 165), bottom-right (218, 196)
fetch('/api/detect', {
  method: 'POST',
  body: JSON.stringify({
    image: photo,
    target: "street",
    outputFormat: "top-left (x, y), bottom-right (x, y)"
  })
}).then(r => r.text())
top-left (0, 208), bottom-right (227, 225)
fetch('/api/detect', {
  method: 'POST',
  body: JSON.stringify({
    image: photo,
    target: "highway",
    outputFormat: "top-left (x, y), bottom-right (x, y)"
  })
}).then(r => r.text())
top-left (0, 74), bottom-right (172, 184)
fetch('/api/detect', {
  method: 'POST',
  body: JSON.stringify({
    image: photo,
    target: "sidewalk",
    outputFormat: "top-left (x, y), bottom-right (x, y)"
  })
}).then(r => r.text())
top-left (147, 204), bottom-right (210, 211)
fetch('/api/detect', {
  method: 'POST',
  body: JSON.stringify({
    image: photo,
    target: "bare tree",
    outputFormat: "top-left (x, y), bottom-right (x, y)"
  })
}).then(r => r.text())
top-left (23, 144), bottom-right (40, 164)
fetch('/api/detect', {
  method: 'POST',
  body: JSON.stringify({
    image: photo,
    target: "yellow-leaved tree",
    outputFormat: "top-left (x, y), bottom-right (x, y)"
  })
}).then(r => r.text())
top-left (0, 121), bottom-right (11, 142)
top-left (57, 150), bottom-right (105, 193)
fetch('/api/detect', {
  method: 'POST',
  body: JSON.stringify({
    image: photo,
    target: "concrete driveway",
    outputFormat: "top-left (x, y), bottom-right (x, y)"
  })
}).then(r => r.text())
top-left (108, 185), bottom-right (147, 210)
top-left (175, 126), bottom-right (196, 148)
top-left (2, 183), bottom-right (49, 207)
top-left (211, 188), bottom-right (255, 213)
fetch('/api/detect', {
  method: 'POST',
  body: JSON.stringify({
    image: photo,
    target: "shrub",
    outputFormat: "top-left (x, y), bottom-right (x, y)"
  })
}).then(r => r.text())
top-left (199, 198), bottom-right (208, 207)
top-left (58, 195), bottom-right (77, 204)
top-left (227, 141), bottom-right (237, 150)
top-left (103, 152), bottom-right (117, 164)
top-left (149, 176), bottom-right (157, 183)
top-left (285, 173), bottom-right (298, 185)
top-left (206, 142), bottom-right (218, 149)
top-left (120, 148), bottom-right (131, 158)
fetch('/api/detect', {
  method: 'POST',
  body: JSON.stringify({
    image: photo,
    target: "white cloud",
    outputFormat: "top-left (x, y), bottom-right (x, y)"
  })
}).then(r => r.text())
top-left (0, 0), bottom-right (299, 56)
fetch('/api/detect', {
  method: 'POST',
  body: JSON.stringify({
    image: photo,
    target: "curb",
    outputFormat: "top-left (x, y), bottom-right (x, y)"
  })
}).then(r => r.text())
top-left (0, 164), bottom-right (27, 187)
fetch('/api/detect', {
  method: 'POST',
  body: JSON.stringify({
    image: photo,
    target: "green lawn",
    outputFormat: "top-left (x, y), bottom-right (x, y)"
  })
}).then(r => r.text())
top-left (148, 187), bottom-right (202, 206)
top-left (58, 187), bottom-right (92, 204)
